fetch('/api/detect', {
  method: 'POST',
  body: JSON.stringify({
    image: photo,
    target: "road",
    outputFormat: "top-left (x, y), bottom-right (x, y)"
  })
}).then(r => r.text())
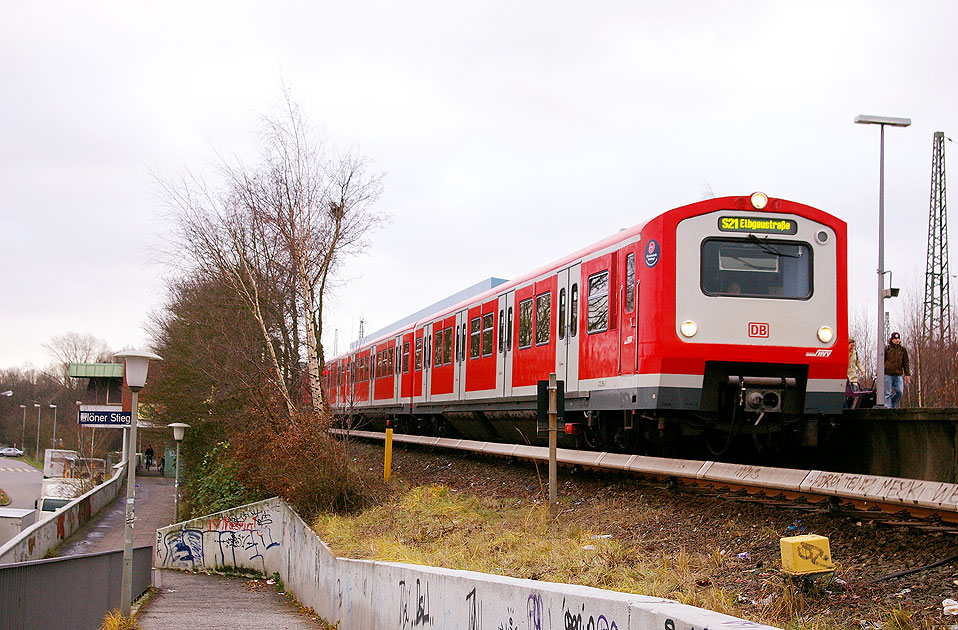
top-left (0, 457), bottom-right (42, 509)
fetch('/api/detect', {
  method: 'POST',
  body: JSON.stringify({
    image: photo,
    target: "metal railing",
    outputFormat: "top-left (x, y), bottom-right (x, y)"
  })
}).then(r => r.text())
top-left (0, 545), bottom-right (152, 630)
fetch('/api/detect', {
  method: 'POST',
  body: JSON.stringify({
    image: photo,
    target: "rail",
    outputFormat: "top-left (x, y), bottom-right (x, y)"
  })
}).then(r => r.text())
top-left (0, 544), bottom-right (152, 630)
top-left (333, 429), bottom-right (958, 524)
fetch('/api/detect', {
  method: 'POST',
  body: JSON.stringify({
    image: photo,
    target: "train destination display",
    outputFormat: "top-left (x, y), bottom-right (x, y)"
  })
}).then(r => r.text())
top-left (718, 216), bottom-right (798, 235)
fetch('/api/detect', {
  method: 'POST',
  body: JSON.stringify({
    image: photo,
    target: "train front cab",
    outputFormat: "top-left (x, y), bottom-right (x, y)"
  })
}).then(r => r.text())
top-left (666, 195), bottom-right (847, 440)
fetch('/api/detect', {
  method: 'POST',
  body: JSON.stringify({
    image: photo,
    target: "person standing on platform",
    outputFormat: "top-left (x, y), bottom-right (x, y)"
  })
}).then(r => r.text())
top-left (846, 338), bottom-right (865, 408)
top-left (883, 332), bottom-right (910, 408)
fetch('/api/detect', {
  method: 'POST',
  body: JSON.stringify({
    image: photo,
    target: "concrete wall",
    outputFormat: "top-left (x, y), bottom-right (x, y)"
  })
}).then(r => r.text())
top-left (155, 498), bottom-right (780, 630)
top-left (0, 463), bottom-right (126, 565)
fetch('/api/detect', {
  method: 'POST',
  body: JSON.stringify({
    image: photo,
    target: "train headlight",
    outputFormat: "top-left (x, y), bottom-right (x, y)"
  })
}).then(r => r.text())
top-left (750, 192), bottom-right (769, 210)
top-left (680, 320), bottom-right (698, 338)
top-left (817, 326), bottom-right (834, 343)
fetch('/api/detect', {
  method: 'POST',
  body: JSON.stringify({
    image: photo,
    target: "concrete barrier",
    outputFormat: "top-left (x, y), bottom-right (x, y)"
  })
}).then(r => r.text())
top-left (155, 498), bottom-right (780, 630)
top-left (0, 462), bottom-right (126, 565)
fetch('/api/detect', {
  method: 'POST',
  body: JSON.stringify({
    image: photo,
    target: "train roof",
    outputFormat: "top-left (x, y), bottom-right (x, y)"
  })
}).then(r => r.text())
top-left (330, 195), bottom-right (842, 360)
top-left (350, 277), bottom-right (509, 350)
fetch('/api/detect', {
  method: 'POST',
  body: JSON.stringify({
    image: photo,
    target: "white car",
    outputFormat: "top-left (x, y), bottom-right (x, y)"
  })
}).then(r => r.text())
top-left (0, 446), bottom-right (24, 457)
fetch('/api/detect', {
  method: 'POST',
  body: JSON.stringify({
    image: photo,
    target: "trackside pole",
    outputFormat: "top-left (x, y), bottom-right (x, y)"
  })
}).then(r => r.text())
top-left (384, 423), bottom-right (393, 482)
top-left (549, 372), bottom-right (557, 516)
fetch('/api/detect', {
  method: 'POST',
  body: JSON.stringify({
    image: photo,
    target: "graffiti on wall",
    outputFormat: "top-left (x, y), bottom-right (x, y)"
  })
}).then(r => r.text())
top-left (398, 578), bottom-right (433, 628)
top-left (156, 505), bottom-right (279, 573)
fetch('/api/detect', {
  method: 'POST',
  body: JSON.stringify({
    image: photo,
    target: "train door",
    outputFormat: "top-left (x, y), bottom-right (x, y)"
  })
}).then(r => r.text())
top-left (392, 335), bottom-right (402, 401)
top-left (455, 309), bottom-right (468, 400)
top-left (423, 323), bottom-right (433, 403)
top-left (555, 265), bottom-right (581, 392)
top-left (497, 291), bottom-right (515, 397)
top-left (368, 348), bottom-right (375, 404)
top-left (618, 247), bottom-right (639, 375)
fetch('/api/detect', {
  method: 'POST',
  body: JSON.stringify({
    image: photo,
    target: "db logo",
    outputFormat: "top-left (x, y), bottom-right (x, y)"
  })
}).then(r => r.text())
top-left (748, 322), bottom-right (769, 338)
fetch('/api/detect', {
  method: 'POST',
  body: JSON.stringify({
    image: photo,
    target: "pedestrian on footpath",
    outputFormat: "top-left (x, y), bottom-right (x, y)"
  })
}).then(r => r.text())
top-left (884, 332), bottom-right (910, 408)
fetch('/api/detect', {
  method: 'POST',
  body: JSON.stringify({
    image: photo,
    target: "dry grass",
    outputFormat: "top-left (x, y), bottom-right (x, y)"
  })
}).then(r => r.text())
top-left (314, 484), bottom-right (759, 620)
top-left (99, 610), bottom-right (140, 630)
top-left (313, 482), bottom-right (937, 630)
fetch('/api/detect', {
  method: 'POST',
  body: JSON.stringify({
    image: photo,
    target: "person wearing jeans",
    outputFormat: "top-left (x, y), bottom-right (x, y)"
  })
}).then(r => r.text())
top-left (883, 332), bottom-right (910, 408)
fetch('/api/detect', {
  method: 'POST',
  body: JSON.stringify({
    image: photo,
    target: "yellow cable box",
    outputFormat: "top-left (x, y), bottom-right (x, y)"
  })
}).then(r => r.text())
top-left (780, 534), bottom-right (834, 575)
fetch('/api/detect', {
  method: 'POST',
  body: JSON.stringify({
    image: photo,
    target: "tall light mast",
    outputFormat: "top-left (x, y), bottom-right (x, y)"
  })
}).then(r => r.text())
top-left (920, 131), bottom-right (952, 406)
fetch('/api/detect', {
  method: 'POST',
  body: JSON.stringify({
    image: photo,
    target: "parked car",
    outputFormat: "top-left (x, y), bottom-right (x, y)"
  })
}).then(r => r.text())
top-left (0, 446), bottom-right (24, 457)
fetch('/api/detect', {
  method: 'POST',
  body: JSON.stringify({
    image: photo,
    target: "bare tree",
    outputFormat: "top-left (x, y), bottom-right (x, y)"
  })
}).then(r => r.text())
top-left (251, 97), bottom-right (385, 411)
top-left (159, 89), bottom-right (385, 418)
top-left (849, 305), bottom-right (875, 385)
top-left (43, 332), bottom-right (112, 386)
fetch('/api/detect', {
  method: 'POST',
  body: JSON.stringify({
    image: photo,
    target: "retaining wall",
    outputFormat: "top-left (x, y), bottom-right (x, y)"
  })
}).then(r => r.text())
top-left (155, 498), bottom-right (780, 630)
top-left (0, 463), bottom-right (126, 565)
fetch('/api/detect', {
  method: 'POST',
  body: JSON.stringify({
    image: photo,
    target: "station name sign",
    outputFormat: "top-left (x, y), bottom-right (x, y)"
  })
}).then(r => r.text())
top-left (718, 216), bottom-right (797, 235)
top-left (78, 405), bottom-right (131, 427)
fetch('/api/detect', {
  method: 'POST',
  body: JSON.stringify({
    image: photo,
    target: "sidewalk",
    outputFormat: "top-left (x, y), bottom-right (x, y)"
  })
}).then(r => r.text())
top-left (139, 570), bottom-right (321, 629)
top-left (55, 469), bottom-right (175, 556)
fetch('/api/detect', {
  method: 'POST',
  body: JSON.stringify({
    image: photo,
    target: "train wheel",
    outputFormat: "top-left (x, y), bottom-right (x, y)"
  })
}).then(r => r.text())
top-left (610, 427), bottom-right (638, 453)
top-left (579, 425), bottom-right (603, 450)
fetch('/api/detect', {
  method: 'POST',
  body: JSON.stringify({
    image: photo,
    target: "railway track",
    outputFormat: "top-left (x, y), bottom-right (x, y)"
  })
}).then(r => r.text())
top-left (333, 428), bottom-right (958, 533)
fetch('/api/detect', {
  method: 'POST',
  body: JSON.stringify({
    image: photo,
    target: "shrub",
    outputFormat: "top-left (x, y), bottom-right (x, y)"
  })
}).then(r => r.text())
top-left (233, 411), bottom-right (386, 520)
top-left (183, 441), bottom-right (264, 519)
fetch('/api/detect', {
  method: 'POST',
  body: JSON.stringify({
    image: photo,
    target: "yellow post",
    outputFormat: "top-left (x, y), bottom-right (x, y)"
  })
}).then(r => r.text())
top-left (384, 426), bottom-right (393, 481)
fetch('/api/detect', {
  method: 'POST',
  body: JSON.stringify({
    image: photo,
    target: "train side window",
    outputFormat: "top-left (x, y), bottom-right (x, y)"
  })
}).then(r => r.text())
top-left (482, 312), bottom-right (494, 356)
top-left (558, 288), bottom-right (566, 340)
top-left (374, 352), bottom-right (380, 379)
top-left (433, 329), bottom-right (442, 366)
top-left (518, 298), bottom-right (534, 349)
top-left (498, 309), bottom-right (504, 353)
top-left (507, 306), bottom-right (514, 350)
top-left (570, 283), bottom-right (579, 336)
top-left (388, 348), bottom-right (394, 376)
top-left (535, 292), bottom-right (551, 345)
top-left (625, 253), bottom-right (635, 313)
top-left (470, 317), bottom-right (481, 359)
top-left (443, 326), bottom-right (453, 365)
top-left (402, 342), bottom-right (410, 373)
top-left (415, 338), bottom-right (422, 371)
top-left (426, 336), bottom-right (431, 368)
top-left (587, 271), bottom-right (610, 334)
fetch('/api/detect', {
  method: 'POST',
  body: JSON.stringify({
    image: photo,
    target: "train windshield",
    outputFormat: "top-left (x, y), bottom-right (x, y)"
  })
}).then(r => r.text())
top-left (700, 237), bottom-right (812, 299)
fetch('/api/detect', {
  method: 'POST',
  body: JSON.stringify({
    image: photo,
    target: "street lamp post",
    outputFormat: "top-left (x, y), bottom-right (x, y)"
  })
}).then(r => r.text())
top-left (19, 405), bottom-right (25, 450)
top-left (115, 349), bottom-right (162, 617)
top-left (855, 114), bottom-right (912, 408)
top-left (168, 423), bottom-right (190, 523)
top-left (33, 403), bottom-right (41, 460)
top-left (49, 404), bottom-right (57, 449)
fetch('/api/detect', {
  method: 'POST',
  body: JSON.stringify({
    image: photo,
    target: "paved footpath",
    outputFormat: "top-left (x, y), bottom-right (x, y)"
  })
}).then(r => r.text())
top-left (139, 570), bottom-right (322, 629)
top-left (56, 469), bottom-right (176, 556)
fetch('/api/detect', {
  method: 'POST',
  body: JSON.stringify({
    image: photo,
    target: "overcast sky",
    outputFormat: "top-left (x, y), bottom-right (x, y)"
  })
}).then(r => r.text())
top-left (1, 1), bottom-right (955, 371)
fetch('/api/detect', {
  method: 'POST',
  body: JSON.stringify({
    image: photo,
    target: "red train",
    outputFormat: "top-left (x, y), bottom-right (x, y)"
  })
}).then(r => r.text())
top-left (326, 193), bottom-right (847, 454)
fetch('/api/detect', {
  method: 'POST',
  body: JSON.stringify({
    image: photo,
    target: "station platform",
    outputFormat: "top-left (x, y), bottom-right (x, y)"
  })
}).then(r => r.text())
top-left (823, 407), bottom-right (958, 483)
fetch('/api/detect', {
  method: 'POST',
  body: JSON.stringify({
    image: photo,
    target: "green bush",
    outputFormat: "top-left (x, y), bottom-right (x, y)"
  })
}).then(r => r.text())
top-left (183, 441), bottom-right (264, 519)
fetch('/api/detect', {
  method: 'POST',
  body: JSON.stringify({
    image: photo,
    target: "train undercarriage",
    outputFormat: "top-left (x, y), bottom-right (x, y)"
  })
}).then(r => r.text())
top-left (335, 361), bottom-right (838, 464)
